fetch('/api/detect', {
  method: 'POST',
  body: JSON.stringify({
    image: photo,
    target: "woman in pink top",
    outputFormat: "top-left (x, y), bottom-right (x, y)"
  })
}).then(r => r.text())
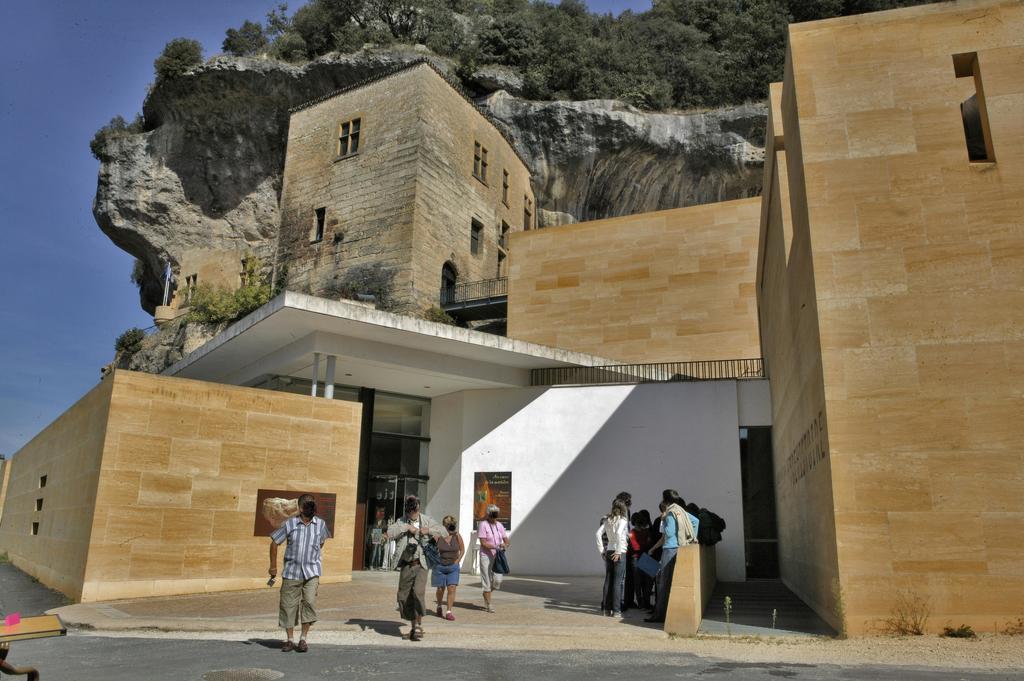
top-left (477, 504), bottom-right (509, 613)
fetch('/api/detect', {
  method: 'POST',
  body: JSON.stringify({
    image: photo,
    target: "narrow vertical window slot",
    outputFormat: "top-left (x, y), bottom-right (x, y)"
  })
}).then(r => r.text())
top-left (313, 207), bottom-right (326, 243)
top-left (953, 52), bottom-right (995, 163)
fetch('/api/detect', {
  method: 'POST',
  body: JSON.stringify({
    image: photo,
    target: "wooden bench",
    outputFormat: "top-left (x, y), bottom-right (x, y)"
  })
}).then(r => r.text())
top-left (1, 615), bottom-right (66, 680)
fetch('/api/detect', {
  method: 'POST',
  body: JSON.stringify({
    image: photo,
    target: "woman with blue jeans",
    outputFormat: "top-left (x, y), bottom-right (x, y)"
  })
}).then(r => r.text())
top-left (433, 515), bottom-right (464, 620)
top-left (596, 499), bottom-right (629, 617)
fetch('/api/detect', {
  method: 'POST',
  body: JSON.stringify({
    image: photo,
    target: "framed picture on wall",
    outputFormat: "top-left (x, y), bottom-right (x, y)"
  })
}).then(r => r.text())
top-left (253, 489), bottom-right (337, 536)
top-left (473, 471), bottom-right (511, 530)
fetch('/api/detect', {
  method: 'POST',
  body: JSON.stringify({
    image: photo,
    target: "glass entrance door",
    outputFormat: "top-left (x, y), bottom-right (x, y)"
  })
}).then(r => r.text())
top-left (366, 475), bottom-right (397, 570)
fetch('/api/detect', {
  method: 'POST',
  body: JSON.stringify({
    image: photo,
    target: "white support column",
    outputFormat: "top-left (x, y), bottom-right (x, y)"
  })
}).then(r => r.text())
top-left (311, 352), bottom-right (320, 398)
top-left (324, 355), bottom-right (336, 400)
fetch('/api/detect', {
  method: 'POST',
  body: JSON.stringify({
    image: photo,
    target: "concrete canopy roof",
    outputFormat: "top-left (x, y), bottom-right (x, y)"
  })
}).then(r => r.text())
top-left (163, 292), bottom-right (616, 398)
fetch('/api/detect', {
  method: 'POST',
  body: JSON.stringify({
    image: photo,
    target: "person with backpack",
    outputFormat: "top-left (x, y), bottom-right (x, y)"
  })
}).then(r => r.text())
top-left (386, 495), bottom-right (444, 641)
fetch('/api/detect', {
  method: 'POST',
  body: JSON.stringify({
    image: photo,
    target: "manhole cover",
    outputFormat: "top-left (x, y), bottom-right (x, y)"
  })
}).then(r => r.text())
top-left (202, 670), bottom-right (284, 681)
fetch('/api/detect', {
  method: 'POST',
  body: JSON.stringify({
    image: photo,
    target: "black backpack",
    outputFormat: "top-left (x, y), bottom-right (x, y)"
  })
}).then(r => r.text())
top-left (696, 508), bottom-right (726, 546)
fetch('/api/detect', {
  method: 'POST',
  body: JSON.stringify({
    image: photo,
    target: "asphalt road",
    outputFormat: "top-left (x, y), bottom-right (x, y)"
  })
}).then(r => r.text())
top-left (4, 635), bottom-right (1022, 681)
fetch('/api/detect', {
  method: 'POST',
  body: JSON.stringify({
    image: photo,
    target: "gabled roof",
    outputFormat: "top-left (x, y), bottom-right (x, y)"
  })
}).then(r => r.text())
top-left (290, 58), bottom-right (532, 170)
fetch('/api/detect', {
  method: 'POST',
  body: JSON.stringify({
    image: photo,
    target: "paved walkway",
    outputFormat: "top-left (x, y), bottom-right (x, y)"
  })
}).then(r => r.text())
top-left (51, 571), bottom-right (674, 648)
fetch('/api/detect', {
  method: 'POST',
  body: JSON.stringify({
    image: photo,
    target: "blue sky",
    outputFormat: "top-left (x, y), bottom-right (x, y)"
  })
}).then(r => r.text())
top-left (0, 0), bottom-right (650, 456)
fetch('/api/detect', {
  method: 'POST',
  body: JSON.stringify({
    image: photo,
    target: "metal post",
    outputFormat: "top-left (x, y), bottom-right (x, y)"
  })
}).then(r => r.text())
top-left (162, 262), bottom-right (172, 307)
top-left (324, 355), bottom-right (336, 400)
top-left (311, 352), bottom-right (320, 398)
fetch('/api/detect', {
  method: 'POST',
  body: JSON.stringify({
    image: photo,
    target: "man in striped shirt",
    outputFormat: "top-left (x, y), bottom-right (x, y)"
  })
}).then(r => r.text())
top-left (269, 493), bottom-right (331, 652)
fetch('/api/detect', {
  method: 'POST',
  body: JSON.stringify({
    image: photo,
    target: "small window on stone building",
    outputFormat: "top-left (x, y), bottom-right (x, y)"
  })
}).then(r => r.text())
top-left (313, 207), bottom-right (326, 243)
top-left (240, 257), bottom-right (251, 286)
top-left (953, 52), bottom-right (995, 162)
top-left (35, 498), bottom-right (43, 512)
top-left (39, 475), bottom-right (47, 488)
top-left (31, 522), bottom-right (39, 536)
top-left (338, 118), bottom-right (361, 157)
top-left (523, 196), bottom-right (533, 231)
top-left (499, 220), bottom-right (510, 250)
top-left (502, 170), bottom-right (510, 206)
top-left (471, 219), bottom-right (483, 255)
top-left (473, 142), bottom-right (488, 184)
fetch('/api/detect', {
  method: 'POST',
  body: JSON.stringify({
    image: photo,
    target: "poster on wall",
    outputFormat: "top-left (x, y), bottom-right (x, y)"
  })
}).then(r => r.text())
top-left (253, 489), bottom-right (337, 537)
top-left (474, 472), bottom-right (512, 530)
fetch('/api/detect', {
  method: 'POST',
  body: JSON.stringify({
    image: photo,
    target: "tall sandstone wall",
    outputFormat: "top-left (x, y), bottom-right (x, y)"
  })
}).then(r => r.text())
top-left (507, 198), bottom-right (762, 363)
top-left (760, 0), bottom-right (1024, 635)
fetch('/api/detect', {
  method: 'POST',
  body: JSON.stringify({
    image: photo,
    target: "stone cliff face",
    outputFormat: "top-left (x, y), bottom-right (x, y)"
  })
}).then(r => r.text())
top-left (92, 50), bottom-right (765, 313)
top-left (481, 93), bottom-right (765, 223)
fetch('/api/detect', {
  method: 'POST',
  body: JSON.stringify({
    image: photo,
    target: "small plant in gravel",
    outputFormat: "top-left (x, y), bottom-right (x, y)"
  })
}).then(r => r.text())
top-left (724, 596), bottom-right (733, 636)
top-left (882, 590), bottom-right (930, 636)
top-left (941, 624), bottom-right (976, 639)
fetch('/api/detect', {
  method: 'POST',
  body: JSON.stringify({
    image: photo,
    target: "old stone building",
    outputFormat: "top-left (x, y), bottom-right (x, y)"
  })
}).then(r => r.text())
top-left (276, 60), bottom-right (535, 315)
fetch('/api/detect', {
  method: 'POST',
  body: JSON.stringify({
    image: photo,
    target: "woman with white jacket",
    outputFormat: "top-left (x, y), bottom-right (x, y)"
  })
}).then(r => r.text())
top-left (596, 498), bottom-right (629, 618)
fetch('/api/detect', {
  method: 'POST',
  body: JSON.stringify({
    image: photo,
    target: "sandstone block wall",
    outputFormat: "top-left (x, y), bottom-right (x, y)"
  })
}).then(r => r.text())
top-left (0, 371), bottom-right (361, 602)
top-left (0, 379), bottom-right (113, 599)
top-left (760, 0), bottom-right (1024, 634)
top-left (277, 63), bottom-right (533, 314)
top-left (506, 198), bottom-right (762, 363)
top-left (664, 545), bottom-right (717, 637)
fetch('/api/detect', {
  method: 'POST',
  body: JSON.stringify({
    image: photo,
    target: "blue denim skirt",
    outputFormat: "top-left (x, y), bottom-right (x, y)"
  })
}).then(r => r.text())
top-left (431, 562), bottom-right (460, 587)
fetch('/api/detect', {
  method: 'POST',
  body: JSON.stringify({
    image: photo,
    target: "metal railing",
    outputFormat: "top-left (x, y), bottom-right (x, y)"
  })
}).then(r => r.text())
top-left (531, 358), bottom-right (765, 387)
top-left (440, 277), bottom-right (508, 306)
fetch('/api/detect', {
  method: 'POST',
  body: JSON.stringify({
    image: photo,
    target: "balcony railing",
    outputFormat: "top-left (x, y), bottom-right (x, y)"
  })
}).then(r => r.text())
top-left (531, 358), bottom-right (765, 387)
top-left (440, 277), bottom-right (508, 306)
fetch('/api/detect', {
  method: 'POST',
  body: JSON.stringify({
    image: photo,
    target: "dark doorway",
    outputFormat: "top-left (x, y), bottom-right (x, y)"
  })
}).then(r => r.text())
top-left (440, 260), bottom-right (456, 303)
top-left (740, 427), bottom-right (779, 578)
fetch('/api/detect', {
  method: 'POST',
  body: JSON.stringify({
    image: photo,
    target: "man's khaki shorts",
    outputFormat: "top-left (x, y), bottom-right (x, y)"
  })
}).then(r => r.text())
top-left (278, 576), bottom-right (319, 629)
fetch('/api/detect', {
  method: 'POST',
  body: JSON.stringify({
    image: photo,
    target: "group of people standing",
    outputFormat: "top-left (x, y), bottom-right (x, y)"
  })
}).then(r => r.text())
top-left (597, 489), bottom-right (698, 623)
top-left (266, 488), bottom-right (708, 651)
